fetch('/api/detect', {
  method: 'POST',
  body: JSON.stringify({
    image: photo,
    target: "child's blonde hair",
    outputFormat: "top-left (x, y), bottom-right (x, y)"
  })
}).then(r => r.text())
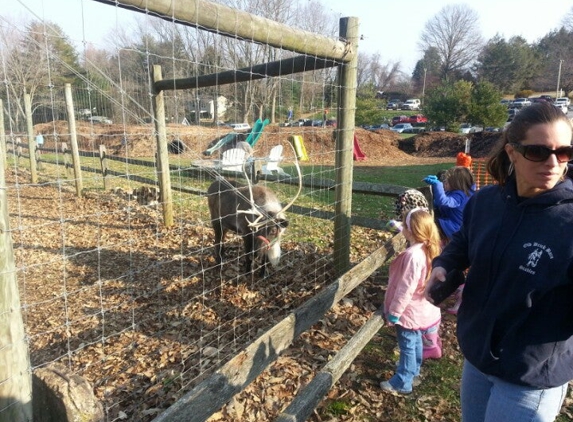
top-left (403, 209), bottom-right (441, 280)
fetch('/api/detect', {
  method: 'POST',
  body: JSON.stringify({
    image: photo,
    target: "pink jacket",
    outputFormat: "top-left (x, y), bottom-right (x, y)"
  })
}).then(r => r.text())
top-left (384, 242), bottom-right (441, 330)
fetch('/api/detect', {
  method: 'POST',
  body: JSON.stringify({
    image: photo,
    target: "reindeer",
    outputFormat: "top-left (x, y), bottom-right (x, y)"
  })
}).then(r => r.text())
top-left (207, 179), bottom-right (291, 277)
top-left (207, 141), bottom-right (302, 277)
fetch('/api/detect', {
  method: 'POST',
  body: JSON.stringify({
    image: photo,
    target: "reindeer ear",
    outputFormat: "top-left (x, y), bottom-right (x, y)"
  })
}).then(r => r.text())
top-left (277, 219), bottom-right (289, 228)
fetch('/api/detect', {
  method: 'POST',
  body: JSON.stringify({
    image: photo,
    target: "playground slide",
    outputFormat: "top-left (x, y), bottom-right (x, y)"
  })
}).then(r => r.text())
top-left (245, 118), bottom-right (270, 147)
top-left (203, 132), bottom-right (238, 156)
top-left (353, 135), bottom-right (366, 161)
top-left (289, 135), bottom-right (308, 161)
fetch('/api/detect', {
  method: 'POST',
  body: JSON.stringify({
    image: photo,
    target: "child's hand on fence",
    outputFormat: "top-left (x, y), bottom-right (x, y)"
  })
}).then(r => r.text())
top-left (423, 175), bottom-right (439, 185)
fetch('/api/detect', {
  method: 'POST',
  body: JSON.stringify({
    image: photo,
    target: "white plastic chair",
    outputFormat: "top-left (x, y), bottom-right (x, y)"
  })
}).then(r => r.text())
top-left (261, 145), bottom-right (287, 175)
top-left (219, 148), bottom-right (247, 172)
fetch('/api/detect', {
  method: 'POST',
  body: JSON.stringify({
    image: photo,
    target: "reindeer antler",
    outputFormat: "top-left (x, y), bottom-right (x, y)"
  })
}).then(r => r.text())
top-left (240, 157), bottom-right (268, 228)
top-left (273, 140), bottom-right (303, 218)
top-left (245, 141), bottom-right (303, 230)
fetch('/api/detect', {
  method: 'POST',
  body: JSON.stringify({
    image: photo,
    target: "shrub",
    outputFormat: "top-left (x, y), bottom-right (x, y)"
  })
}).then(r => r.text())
top-left (515, 89), bottom-right (534, 98)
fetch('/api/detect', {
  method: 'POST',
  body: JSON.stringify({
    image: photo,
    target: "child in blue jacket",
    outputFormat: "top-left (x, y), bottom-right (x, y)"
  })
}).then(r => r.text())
top-left (423, 166), bottom-right (475, 241)
top-left (424, 166), bottom-right (475, 313)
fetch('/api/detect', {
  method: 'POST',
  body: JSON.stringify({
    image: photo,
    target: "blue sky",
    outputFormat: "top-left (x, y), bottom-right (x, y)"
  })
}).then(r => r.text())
top-left (7, 0), bottom-right (573, 73)
top-left (327, 0), bottom-right (572, 72)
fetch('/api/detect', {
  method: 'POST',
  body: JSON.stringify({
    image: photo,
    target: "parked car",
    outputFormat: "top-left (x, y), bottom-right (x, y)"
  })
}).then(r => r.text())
top-left (512, 98), bottom-right (531, 108)
top-left (408, 114), bottom-right (428, 124)
top-left (386, 99), bottom-right (403, 110)
top-left (554, 97), bottom-right (571, 108)
top-left (459, 123), bottom-right (483, 134)
top-left (402, 127), bottom-right (426, 134)
top-left (88, 116), bottom-right (112, 124)
top-left (401, 98), bottom-right (421, 111)
top-left (369, 124), bottom-right (390, 130)
top-left (500, 99), bottom-right (512, 107)
top-left (391, 115), bottom-right (409, 126)
top-left (540, 95), bottom-right (554, 102)
top-left (228, 122), bottom-right (251, 131)
top-left (507, 108), bottom-right (520, 121)
top-left (555, 104), bottom-right (568, 114)
top-left (390, 123), bottom-right (414, 133)
top-left (325, 119), bottom-right (337, 127)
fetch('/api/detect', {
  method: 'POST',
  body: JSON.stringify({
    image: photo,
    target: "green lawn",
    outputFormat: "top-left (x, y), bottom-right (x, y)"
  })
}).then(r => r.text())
top-left (23, 153), bottom-right (454, 222)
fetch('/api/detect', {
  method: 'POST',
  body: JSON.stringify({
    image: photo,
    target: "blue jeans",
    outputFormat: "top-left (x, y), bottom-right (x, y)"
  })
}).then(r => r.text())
top-left (461, 359), bottom-right (568, 422)
top-left (389, 325), bottom-right (422, 393)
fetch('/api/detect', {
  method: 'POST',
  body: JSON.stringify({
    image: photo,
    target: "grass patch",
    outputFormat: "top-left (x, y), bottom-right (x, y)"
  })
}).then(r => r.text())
top-left (323, 399), bottom-right (353, 416)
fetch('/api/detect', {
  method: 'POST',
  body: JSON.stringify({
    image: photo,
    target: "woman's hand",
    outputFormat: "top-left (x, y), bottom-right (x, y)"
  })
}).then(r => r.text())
top-left (425, 267), bottom-right (447, 303)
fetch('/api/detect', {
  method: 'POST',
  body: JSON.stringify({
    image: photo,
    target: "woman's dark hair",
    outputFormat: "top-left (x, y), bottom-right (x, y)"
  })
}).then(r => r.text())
top-left (445, 166), bottom-right (474, 195)
top-left (487, 102), bottom-right (572, 185)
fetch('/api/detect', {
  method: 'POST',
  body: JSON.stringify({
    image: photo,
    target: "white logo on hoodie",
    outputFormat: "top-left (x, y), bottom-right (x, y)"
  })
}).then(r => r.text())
top-left (519, 242), bottom-right (554, 275)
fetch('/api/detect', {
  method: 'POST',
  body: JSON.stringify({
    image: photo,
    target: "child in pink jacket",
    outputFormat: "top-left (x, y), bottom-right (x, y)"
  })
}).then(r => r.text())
top-left (381, 207), bottom-right (442, 395)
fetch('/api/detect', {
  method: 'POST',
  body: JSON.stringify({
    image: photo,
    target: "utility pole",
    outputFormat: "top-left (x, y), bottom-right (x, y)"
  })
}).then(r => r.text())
top-left (422, 68), bottom-right (427, 107)
top-left (556, 59), bottom-right (564, 98)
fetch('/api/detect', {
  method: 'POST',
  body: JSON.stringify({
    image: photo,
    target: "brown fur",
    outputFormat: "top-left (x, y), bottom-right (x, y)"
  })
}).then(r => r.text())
top-left (207, 179), bottom-right (288, 276)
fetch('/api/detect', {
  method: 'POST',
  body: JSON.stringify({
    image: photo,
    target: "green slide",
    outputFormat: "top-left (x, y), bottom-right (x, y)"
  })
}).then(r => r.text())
top-left (245, 118), bottom-right (270, 147)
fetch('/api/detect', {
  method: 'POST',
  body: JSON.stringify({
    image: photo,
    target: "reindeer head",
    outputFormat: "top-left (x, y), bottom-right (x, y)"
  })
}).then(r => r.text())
top-left (251, 214), bottom-right (289, 266)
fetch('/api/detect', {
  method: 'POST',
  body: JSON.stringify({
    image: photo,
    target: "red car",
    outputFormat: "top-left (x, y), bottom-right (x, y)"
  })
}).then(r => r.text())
top-left (391, 115), bottom-right (409, 126)
top-left (408, 114), bottom-right (428, 124)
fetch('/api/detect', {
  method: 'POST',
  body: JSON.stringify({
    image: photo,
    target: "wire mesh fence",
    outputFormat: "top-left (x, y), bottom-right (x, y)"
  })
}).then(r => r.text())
top-left (0, 1), bottom-right (386, 421)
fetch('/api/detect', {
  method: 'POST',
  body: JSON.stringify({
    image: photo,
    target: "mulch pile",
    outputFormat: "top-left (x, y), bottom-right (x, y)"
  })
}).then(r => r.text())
top-left (35, 121), bottom-right (502, 167)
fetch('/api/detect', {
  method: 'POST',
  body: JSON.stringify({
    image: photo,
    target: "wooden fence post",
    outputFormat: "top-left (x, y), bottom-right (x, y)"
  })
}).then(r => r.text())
top-left (24, 93), bottom-right (38, 183)
top-left (151, 65), bottom-right (174, 227)
top-left (333, 17), bottom-right (359, 276)
top-left (64, 83), bottom-right (83, 197)
top-left (0, 128), bottom-right (33, 422)
top-left (99, 145), bottom-right (108, 191)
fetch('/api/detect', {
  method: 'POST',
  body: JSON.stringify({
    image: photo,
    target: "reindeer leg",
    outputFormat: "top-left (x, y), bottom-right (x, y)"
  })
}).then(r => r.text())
top-left (259, 254), bottom-right (268, 278)
top-left (243, 233), bottom-right (255, 273)
top-left (212, 223), bottom-right (225, 264)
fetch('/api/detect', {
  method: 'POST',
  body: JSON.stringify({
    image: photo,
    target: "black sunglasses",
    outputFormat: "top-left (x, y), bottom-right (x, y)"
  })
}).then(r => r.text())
top-left (510, 143), bottom-right (573, 163)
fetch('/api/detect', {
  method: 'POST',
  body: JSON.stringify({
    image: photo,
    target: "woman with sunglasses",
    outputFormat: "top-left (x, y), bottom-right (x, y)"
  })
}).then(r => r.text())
top-left (425, 101), bottom-right (573, 422)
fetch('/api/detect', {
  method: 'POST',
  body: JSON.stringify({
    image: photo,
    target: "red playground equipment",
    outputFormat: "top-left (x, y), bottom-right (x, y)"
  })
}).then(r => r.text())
top-left (353, 134), bottom-right (366, 161)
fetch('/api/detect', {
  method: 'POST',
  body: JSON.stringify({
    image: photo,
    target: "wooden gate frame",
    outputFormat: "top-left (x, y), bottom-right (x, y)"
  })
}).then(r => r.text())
top-left (93, 0), bottom-right (361, 419)
top-left (94, 0), bottom-right (359, 275)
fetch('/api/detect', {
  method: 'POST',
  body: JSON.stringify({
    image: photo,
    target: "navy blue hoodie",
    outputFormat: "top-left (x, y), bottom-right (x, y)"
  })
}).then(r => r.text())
top-left (434, 175), bottom-right (573, 388)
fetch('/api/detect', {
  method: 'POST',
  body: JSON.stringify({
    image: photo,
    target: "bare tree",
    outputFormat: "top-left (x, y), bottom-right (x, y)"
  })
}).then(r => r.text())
top-left (418, 4), bottom-right (484, 80)
top-left (356, 52), bottom-right (403, 95)
top-left (562, 6), bottom-right (573, 31)
top-left (0, 17), bottom-right (81, 130)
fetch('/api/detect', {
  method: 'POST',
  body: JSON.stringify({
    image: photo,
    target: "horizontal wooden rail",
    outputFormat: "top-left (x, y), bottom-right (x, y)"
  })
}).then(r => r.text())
top-left (276, 308), bottom-right (386, 422)
top-left (92, 0), bottom-right (352, 62)
top-left (8, 142), bottom-right (417, 230)
top-left (152, 234), bottom-right (406, 422)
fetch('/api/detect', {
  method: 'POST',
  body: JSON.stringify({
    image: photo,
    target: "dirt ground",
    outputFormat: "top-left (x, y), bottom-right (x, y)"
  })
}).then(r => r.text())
top-left (10, 122), bottom-right (517, 422)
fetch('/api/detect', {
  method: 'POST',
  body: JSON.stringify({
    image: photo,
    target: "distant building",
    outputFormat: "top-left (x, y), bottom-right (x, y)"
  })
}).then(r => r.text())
top-left (187, 95), bottom-right (227, 122)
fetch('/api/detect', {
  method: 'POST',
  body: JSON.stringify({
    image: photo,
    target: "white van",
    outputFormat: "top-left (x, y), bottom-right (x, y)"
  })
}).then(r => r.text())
top-left (401, 99), bottom-right (421, 111)
top-left (228, 123), bottom-right (251, 132)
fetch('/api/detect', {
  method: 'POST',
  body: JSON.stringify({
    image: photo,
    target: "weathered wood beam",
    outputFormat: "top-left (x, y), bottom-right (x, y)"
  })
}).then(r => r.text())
top-left (152, 234), bottom-right (406, 422)
top-left (91, 0), bottom-right (353, 61)
top-left (155, 55), bottom-right (340, 91)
